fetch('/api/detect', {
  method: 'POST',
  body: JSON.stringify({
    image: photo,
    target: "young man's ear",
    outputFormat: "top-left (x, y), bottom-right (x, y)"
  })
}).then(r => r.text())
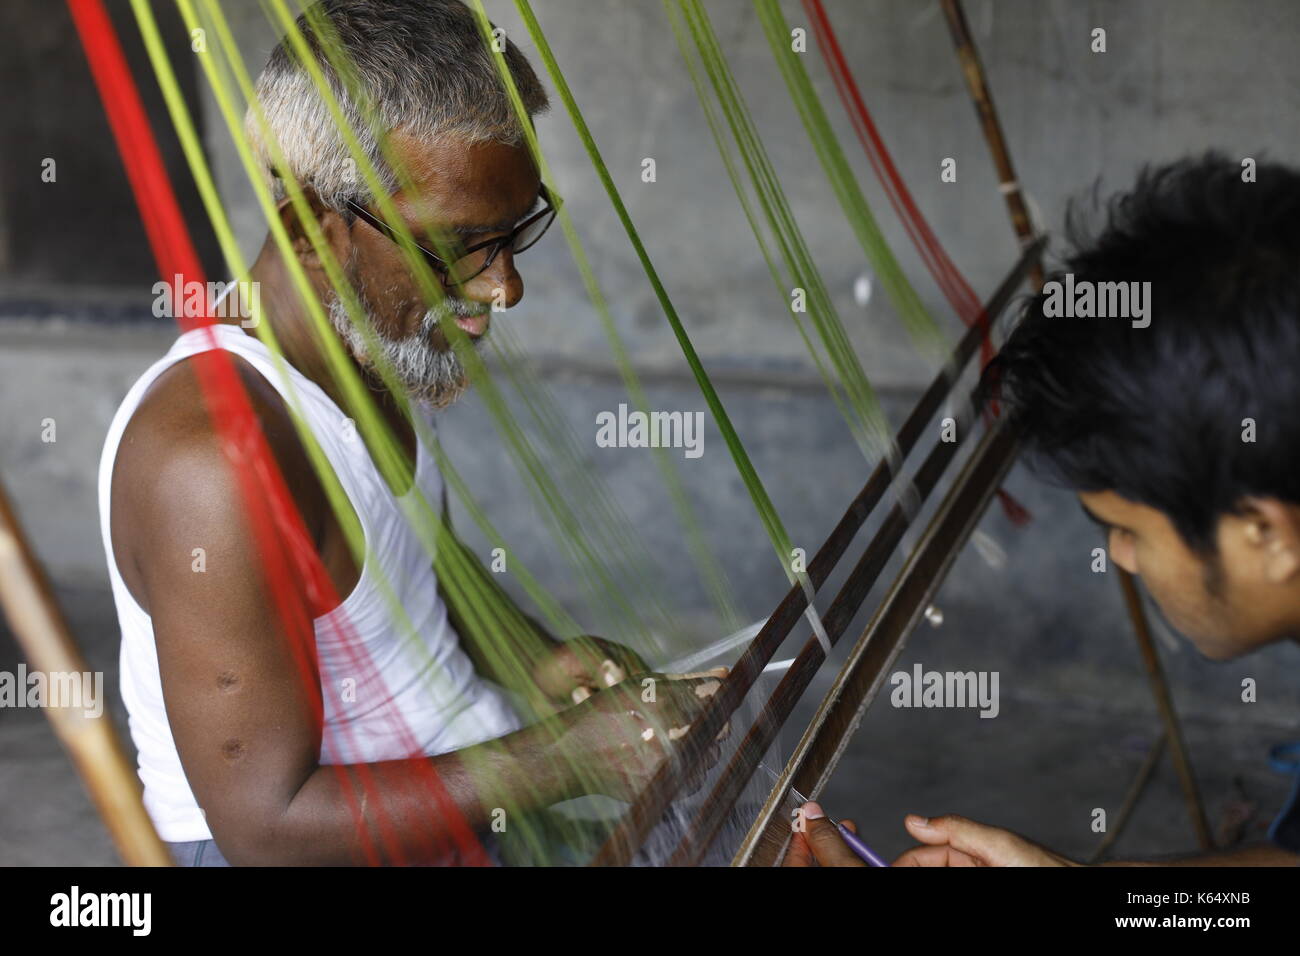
top-left (1236, 497), bottom-right (1300, 584)
top-left (276, 187), bottom-right (354, 277)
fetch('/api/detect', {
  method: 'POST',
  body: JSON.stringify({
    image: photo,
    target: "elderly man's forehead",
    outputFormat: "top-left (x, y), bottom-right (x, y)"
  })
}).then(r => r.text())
top-left (388, 133), bottom-right (539, 229)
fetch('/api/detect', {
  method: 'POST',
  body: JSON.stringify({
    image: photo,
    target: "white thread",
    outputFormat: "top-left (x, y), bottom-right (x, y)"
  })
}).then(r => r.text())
top-left (799, 578), bottom-right (832, 656)
top-left (664, 618), bottom-right (767, 674)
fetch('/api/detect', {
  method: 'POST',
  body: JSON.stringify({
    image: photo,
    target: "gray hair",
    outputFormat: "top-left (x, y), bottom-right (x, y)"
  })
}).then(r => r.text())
top-left (247, 0), bottom-right (549, 214)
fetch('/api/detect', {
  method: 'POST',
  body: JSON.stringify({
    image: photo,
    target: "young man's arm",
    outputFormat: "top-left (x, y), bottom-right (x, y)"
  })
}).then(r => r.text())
top-left (783, 810), bottom-right (1300, 867)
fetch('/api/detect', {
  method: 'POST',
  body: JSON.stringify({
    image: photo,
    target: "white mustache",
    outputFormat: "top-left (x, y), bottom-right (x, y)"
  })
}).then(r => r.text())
top-left (420, 297), bottom-right (488, 335)
top-left (328, 293), bottom-right (476, 406)
top-left (434, 296), bottom-right (488, 318)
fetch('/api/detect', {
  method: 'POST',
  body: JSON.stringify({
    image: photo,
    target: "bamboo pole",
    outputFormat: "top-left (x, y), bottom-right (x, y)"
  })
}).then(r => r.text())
top-left (938, 0), bottom-right (1045, 289)
top-left (939, 0), bottom-right (1212, 853)
top-left (1118, 570), bottom-right (1214, 850)
top-left (1088, 731), bottom-right (1166, 863)
top-left (0, 475), bottom-right (172, 866)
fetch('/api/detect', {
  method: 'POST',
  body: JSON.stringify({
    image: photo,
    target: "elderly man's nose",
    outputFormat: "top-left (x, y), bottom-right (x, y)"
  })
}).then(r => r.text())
top-left (461, 251), bottom-right (523, 308)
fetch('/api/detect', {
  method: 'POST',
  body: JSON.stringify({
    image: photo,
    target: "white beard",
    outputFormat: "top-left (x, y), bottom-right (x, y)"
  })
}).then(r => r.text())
top-left (327, 280), bottom-right (484, 409)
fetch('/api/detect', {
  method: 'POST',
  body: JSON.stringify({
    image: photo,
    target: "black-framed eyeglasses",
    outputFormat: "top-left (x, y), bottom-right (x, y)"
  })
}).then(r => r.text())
top-left (345, 184), bottom-right (560, 285)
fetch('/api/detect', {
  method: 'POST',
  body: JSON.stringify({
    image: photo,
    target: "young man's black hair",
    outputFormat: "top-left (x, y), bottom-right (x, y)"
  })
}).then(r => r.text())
top-left (996, 152), bottom-right (1300, 556)
top-left (788, 153), bottom-right (1300, 867)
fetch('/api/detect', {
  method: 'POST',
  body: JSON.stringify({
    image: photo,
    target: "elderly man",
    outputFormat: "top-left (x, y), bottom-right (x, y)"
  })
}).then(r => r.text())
top-left (786, 155), bottom-right (1300, 868)
top-left (99, 0), bottom-right (716, 866)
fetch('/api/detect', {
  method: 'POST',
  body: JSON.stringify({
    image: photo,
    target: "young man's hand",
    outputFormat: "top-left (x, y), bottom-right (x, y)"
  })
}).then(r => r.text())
top-left (782, 804), bottom-right (867, 867)
top-left (782, 807), bottom-right (1080, 867)
top-left (893, 814), bottom-right (1079, 866)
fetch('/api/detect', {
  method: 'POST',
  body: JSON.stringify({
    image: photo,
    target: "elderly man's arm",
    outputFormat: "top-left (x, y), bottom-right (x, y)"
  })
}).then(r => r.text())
top-left (114, 367), bottom-right (711, 864)
top-left (434, 528), bottom-right (557, 694)
top-left (434, 525), bottom-right (651, 715)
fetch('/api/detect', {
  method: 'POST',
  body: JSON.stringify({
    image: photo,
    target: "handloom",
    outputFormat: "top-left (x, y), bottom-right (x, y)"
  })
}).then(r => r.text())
top-left (0, 0), bottom-right (1211, 865)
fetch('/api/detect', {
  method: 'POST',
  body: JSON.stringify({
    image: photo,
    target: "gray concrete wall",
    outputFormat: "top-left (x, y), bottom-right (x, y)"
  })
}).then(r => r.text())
top-left (203, 0), bottom-right (1300, 384)
top-left (4, 0), bottom-right (1300, 863)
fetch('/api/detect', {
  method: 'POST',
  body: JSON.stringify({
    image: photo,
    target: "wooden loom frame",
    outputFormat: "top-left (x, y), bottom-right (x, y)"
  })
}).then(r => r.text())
top-left (590, 0), bottom-right (1210, 867)
top-left (590, 240), bottom-right (1038, 867)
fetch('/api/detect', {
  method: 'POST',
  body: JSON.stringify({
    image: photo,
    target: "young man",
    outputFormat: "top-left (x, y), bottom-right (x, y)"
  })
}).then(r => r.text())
top-left (786, 154), bottom-right (1300, 867)
top-left (100, 0), bottom-right (718, 866)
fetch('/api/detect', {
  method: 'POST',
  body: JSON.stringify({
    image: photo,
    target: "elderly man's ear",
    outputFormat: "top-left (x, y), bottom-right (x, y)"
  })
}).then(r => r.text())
top-left (275, 187), bottom-right (355, 276)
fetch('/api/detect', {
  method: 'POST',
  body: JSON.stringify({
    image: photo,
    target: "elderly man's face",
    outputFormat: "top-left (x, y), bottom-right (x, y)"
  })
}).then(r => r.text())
top-left (334, 131), bottom-right (541, 405)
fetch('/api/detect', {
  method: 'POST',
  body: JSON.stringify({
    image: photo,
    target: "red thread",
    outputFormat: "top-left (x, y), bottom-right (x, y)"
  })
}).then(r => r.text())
top-left (805, 0), bottom-right (1028, 524)
top-left (68, 0), bottom-right (487, 865)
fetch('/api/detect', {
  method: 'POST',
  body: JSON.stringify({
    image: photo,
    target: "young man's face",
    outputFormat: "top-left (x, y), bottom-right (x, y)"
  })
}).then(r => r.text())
top-left (1078, 490), bottom-right (1300, 660)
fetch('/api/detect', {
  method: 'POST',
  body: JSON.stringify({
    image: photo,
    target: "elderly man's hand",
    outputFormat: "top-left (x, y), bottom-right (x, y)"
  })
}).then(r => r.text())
top-left (531, 636), bottom-right (650, 708)
top-left (549, 669), bottom-right (728, 802)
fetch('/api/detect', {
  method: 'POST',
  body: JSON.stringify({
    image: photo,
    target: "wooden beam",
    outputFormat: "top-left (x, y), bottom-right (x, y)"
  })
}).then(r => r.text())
top-left (1118, 570), bottom-right (1214, 850)
top-left (939, 0), bottom-right (1044, 289)
top-left (589, 238), bottom-right (1044, 866)
top-left (0, 476), bottom-right (171, 866)
top-left (736, 418), bottom-right (1019, 866)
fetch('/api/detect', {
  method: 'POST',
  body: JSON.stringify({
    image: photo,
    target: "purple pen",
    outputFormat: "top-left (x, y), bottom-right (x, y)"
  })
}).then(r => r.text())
top-left (790, 784), bottom-right (890, 867)
top-left (761, 764), bottom-right (890, 866)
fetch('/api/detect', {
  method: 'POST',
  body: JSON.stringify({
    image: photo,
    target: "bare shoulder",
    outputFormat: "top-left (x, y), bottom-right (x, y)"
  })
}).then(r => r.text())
top-left (115, 350), bottom-right (307, 508)
top-left (110, 349), bottom-right (322, 606)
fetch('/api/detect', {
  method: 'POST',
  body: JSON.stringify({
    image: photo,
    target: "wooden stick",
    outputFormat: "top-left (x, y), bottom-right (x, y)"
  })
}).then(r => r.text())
top-left (1088, 730), bottom-right (1167, 863)
top-left (1117, 570), bottom-right (1213, 851)
top-left (673, 386), bottom-right (981, 865)
top-left (736, 418), bottom-right (1020, 866)
top-left (668, 241), bottom-right (1044, 865)
top-left (0, 475), bottom-right (171, 866)
top-left (941, 0), bottom-right (1212, 853)
top-left (589, 240), bottom-right (1043, 866)
top-left (939, 0), bottom-right (1045, 290)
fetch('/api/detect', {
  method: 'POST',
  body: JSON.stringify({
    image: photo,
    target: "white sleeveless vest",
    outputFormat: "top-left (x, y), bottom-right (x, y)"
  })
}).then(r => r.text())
top-left (98, 320), bottom-right (522, 842)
